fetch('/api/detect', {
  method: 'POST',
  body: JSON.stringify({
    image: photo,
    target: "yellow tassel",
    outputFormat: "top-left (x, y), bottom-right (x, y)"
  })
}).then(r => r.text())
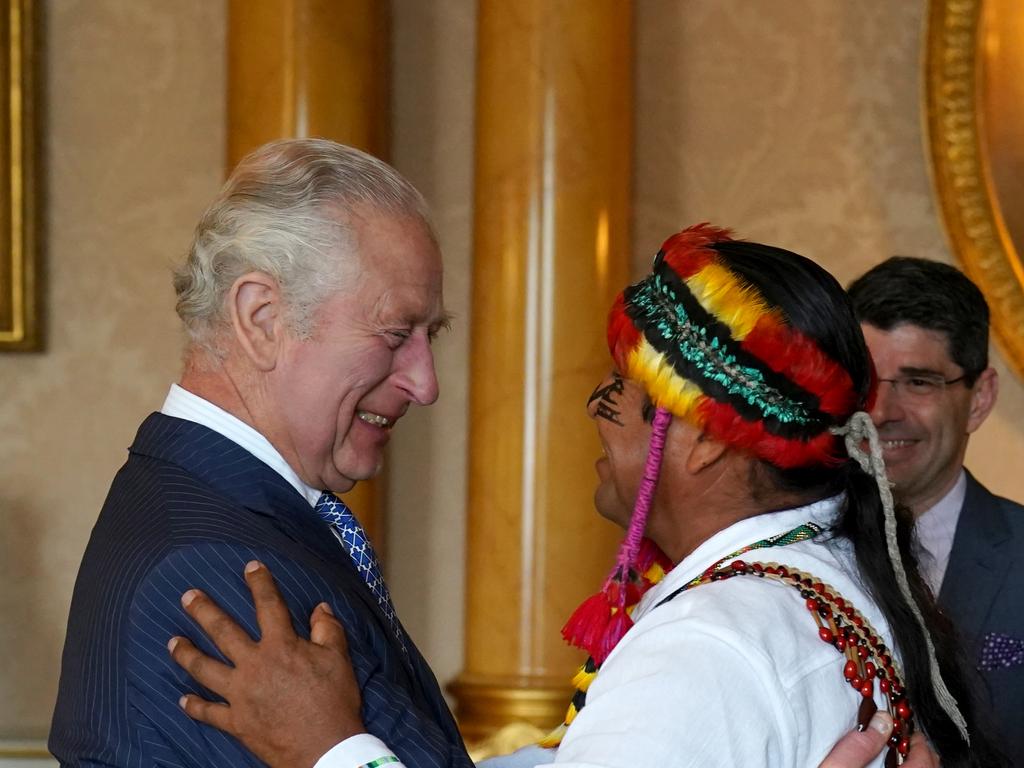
top-left (571, 665), bottom-right (598, 692)
top-left (537, 722), bottom-right (567, 749)
top-left (564, 702), bottom-right (579, 725)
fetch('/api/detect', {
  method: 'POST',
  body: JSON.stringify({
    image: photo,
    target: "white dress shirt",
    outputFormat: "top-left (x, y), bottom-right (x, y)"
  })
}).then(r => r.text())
top-left (366, 496), bottom-right (900, 768)
top-left (913, 470), bottom-right (966, 594)
top-left (161, 384), bottom-right (399, 768)
top-left (550, 496), bottom-right (896, 768)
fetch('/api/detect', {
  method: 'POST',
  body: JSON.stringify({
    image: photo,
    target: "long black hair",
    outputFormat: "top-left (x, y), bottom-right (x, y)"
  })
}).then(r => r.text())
top-left (712, 239), bottom-right (1005, 768)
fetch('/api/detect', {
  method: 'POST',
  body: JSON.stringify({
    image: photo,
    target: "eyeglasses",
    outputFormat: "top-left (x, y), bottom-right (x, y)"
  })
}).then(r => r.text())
top-left (876, 374), bottom-right (968, 400)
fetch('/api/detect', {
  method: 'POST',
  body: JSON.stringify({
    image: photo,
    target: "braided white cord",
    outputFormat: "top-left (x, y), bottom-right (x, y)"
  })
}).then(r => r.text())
top-left (831, 411), bottom-right (969, 743)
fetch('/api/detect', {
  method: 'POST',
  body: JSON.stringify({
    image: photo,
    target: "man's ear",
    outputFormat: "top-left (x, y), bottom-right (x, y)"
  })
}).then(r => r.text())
top-left (229, 272), bottom-right (284, 372)
top-left (685, 431), bottom-right (729, 475)
top-left (966, 366), bottom-right (998, 433)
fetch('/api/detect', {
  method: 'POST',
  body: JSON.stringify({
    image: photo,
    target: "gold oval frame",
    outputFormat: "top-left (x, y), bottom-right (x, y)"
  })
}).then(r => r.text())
top-left (925, 0), bottom-right (1024, 380)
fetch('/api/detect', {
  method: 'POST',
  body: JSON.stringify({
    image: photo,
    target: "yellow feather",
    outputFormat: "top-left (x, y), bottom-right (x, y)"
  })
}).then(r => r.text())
top-left (645, 562), bottom-right (666, 582)
top-left (685, 262), bottom-right (776, 340)
top-left (628, 341), bottom-right (704, 423)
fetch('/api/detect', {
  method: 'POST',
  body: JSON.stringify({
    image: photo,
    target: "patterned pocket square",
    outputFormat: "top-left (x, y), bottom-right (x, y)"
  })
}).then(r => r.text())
top-left (979, 632), bottom-right (1024, 671)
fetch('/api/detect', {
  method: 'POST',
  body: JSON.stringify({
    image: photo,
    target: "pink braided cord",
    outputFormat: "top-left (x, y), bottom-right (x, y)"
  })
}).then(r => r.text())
top-left (612, 407), bottom-right (673, 578)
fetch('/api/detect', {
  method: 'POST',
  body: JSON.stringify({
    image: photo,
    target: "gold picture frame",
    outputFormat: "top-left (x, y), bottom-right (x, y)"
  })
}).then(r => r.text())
top-left (0, 0), bottom-right (37, 351)
top-left (925, 0), bottom-right (1024, 380)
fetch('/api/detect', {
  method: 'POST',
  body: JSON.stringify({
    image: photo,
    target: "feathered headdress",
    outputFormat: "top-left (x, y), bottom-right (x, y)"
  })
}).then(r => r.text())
top-left (562, 223), bottom-right (859, 663)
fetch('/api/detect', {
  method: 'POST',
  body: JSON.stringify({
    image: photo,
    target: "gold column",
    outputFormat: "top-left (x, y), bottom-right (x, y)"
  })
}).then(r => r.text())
top-left (227, 0), bottom-right (389, 165)
top-left (450, 1), bottom-right (633, 741)
top-left (227, 0), bottom-right (389, 543)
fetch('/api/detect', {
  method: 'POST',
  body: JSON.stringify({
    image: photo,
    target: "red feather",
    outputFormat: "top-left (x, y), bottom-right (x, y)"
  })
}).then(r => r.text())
top-left (697, 398), bottom-right (844, 469)
top-left (596, 611), bottom-right (635, 665)
top-left (659, 223), bottom-right (733, 278)
top-left (607, 291), bottom-right (641, 368)
top-left (742, 317), bottom-right (857, 417)
top-left (635, 537), bottom-right (671, 574)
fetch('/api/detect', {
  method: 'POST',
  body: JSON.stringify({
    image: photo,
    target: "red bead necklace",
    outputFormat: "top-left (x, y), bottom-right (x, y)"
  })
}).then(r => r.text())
top-left (700, 559), bottom-right (916, 766)
top-left (549, 523), bottom-right (917, 766)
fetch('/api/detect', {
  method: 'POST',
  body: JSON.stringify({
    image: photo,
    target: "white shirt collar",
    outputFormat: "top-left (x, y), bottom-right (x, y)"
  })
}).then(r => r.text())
top-left (160, 383), bottom-right (322, 507)
top-left (914, 470), bottom-right (966, 593)
top-left (636, 494), bottom-right (845, 619)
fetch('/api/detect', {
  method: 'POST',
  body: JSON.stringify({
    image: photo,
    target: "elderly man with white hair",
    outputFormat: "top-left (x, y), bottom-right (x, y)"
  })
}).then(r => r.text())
top-left (50, 139), bottom-right (466, 768)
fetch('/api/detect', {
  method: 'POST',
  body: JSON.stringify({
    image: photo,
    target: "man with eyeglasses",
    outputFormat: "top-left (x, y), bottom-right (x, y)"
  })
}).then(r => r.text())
top-left (849, 256), bottom-right (1023, 766)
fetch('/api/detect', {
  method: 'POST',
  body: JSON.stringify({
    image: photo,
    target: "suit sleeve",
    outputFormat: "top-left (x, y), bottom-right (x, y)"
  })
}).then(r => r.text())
top-left (124, 541), bottom-right (471, 768)
top-left (124, 542), bottom-right (282, 767)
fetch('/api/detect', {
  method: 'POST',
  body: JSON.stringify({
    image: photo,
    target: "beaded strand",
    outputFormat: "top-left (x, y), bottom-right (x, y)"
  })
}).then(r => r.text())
top-left (708, 559), bottom-right (916, 766)
top-left (549, 522), bottom-right (920, 766)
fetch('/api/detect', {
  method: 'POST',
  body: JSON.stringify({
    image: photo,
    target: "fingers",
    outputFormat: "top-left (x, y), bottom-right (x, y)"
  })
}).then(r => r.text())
top-left (181, 588), bottom-right (255, 661)
top-left (310, 602), bottom-right (349, 655)
top-left (904, 732), bottom-right (940, 768)
top-left (818, 711), bottom-right (893, 768)
top-left (168, 636), bottom-right (235, 695)
top-left (178, 692), bottom-right (232, 731)
top-left (244, 561), bottom-right (294, 641)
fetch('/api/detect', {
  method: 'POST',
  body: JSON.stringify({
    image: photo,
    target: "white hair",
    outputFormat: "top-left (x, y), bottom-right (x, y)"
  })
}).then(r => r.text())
top-left (173, 138), bottom-right (434, 353)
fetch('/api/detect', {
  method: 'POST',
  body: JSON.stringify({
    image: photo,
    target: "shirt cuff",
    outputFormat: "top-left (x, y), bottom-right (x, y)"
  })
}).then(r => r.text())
top-left (312, 733), bottom-right (404, 768)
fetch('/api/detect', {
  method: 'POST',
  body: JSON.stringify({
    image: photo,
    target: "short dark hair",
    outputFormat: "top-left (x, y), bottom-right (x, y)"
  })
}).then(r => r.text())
top-left (848, 256), bottom-right (990, 381)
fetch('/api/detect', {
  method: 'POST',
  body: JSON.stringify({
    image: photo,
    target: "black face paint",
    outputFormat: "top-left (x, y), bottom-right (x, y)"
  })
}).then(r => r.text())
top-left (588, 373), bottom-right (626, 426)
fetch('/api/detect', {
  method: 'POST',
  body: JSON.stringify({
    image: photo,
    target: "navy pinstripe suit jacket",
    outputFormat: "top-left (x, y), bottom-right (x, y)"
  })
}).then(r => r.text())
top-left (50, 413), bottom-right (473, 768)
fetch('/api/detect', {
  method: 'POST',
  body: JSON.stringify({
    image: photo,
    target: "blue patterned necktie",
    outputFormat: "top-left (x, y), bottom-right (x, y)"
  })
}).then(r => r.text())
top-left (314, 492), bottom-right (406, 652)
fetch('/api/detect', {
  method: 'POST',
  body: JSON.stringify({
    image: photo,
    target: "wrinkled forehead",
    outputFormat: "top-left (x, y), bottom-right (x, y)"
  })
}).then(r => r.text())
top-left (305, 206), bottom-right (445, 324)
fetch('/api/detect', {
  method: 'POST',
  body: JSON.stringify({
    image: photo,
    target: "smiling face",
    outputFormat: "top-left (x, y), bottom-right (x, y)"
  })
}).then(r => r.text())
top-left (587, 371), bottom-right (655, 528)
top-left (268, 207), bottom-right (446, 492)
top-left (862, 322), bottom-right (996, 514)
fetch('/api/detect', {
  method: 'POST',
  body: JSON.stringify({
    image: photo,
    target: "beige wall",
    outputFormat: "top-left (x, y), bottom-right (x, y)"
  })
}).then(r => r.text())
top-left (0, 0), bottom-right (226, 741)
top-left (631, 0), bottom-right (1024, 495)
top-left (2, 0), bottom-right (1022, 749)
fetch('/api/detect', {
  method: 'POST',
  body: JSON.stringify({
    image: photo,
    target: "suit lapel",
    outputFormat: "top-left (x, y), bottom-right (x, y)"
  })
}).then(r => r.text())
top-left (130, 413), bottom-right (408, 659)
top-left (938, 471), bottom-right (1013, 653)
top-left (132, 413), bottom-right (308, 515)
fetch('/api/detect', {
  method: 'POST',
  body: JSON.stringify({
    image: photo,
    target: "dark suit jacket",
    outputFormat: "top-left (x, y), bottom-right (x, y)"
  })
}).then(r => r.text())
top-left (939, 471), bottom-right (1024, 767)
top-left (50, 413), bottom-right (472, 768)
